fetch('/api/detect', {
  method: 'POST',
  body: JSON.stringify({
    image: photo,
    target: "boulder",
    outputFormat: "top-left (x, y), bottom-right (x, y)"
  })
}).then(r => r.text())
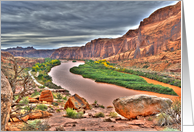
top-left (39, 90), bottom-right (53, 102)
top-left (1, 71), bottom-right (13, 131)
top-left (29, 110), bottom-right (52, 119)
top-left (113, 94), bottom-right (172, 119)
top-left (11, 115), bottom-right (29, 122)
top-left (28, 97), bottom-right (39, 103)
top-left (64, 94), bottom-right (91, 110)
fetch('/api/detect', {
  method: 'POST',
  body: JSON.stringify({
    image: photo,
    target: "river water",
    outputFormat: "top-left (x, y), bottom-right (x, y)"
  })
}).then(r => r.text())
top-left (48, 61), bottom-right (142, 106)
top-left (48, 61), bottom-right (181, 106)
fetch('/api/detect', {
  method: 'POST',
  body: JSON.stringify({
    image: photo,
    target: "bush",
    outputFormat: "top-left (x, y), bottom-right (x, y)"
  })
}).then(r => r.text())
top-left (162, 127), bottom-right (179, 131)
top-left (95, 112), bottom-right (105, 118)
top-left (63, 96), bottom-right (67, 100)
top-left (72, 60), bottom-right (77, 62)
top-left (31, 91), bottom-right (40, 97)
top-left (99, 105), bottom-right (105, 109)
top-left (109, 112), bottom-right (118, 118)
top-left (21, 120), bottom-right (50, 131)
top-left (56, 93), bottom-right (63, 100)
top-left (52, 102), bottom-right (59, 106)
top-left (156, 113), bottom-right (174, 126)
top-left (36, 104), bottom-right (48, 111)
top-left (65, 107), bottom-right (83, 119)
top-left (19, 97), bottom-right (29, 105)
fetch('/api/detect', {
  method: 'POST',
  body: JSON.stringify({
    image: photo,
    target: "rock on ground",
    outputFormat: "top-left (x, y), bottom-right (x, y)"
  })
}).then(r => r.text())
top-left (39, 90), bottom-right (53, 102)
top-left (113, 94), bottom-right (172, 119)
top-left (64, 94), bottom-right (91, 110)
top-left (1, 71), bottom-right (13, 131)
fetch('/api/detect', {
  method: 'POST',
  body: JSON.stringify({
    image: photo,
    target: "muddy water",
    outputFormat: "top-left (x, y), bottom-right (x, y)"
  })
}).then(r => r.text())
top-left (48, 61), bottom-right (181, 106)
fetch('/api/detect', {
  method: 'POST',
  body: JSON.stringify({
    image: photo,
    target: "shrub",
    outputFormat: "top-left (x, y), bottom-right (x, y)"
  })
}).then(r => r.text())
top-left (21, 120), bottom-right (50, 131)
top-left (36, 104), bottom-right (48, 111)
top-left (31, 91), bottom-right (40, 97)
top-left (156, 113), bottom-right (174, 126)
top-left (72, 60), bottom-right (77, 62)
top-left (63, 96), bottom-right (67, 100)
top-left (38, 85), bottom-right (45, 89)
top-left (52, 102), bottom-right (59, 106)
top-left (99, 105), bottom-right (105, 109)
top-left (56, 93), bottom-right (63, 100)
top-left (19, 97), bottom-right (29, 105)
top-left (109, 112), bottom-right (118, 118)
top-left (95, 112), bottom-right (105, 118)
top-left (143, 65), bottom-right (149, 68)
top-left (172, 98), bottom-right (181, 114)
top-left (162, 127), bottom-right (179, 131)
top-left (65, 107), bottom-right (83, 119)
top-left (56, 109), bottom-right (61, 113)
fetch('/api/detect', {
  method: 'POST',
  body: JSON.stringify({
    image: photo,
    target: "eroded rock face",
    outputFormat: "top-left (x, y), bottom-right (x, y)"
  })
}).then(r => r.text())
top-left (29, 110), bottom-right (52, 119)
top-left (64, 94), bottom-right (91, 110)
top-left (1, 71), bottom-right (13, 130)
top-left (113, 94), bottom-right (172, 119)
top-left (39, 90), bottom-right (54, 102)
top-left (50, 2), bottom-right (181, 61)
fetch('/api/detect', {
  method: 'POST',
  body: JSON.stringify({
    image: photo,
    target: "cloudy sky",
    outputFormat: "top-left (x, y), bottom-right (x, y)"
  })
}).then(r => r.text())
top-left (1, 1), bottom-right (178, 49)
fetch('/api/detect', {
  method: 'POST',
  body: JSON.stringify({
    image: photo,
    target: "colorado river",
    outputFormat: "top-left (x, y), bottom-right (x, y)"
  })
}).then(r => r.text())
top-left (48, 61), bottom-right (180, 106)
top-left (48, 61), bottom-right (142, 106)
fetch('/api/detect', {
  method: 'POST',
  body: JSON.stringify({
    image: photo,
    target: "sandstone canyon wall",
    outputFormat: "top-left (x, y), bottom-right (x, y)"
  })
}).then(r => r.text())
top-left (3, 47), bottom-right (55, 58)
top-left (50, 2), bottom-right (181, 61)
top-left (1, 71), bottom-right (13, 131)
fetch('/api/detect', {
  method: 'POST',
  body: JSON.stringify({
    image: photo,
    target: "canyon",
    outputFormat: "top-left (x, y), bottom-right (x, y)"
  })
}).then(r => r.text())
top-left (2, 2), bottom-right (181, 73)
top-left (50, 2), bottom-right (181, 62)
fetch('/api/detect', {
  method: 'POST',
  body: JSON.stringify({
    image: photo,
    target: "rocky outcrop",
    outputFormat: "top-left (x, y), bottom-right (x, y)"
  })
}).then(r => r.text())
top-left (113, 94), bottom-right (172, 119)
top-left (3, 46), bottom-right (55, 58)
top-left (50, 2), bottom-right (181, 61)
top-left (64, 94), bottom-right (91, 110)
top-left (1, 71), bottom-right (13, 131)
top-left (39, 90), bottom-right (54, 102)
top-left (29, 110), bottom-right (52, 119)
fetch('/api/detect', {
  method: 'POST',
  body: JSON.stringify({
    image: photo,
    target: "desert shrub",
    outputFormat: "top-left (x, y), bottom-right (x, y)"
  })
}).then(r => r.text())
top-left (19, 97), bottom-right (29, 105)
top-left (147, 117), bottom-right (153, 121)
top-left (143, 65), bottom-right (149, 68)
top-left (36, 104), bottom-right (48, 111)
top-left (109, 112), bottom-right (118, 118)
top-left (156, 113), bottom-right (174, 126)
top-left (31, 90), bottom-right (40, 97)
top-left (21, 120), bottom-right (50, 131)
top-left (162, 127), bottom-right (179, 131)
top-left (56, 109), bottom-right (61, 113)
top-left (52, 102), bottom-right (59, 106)
top-left (99, 105), bottom-right (105, 109)
top-left (172, 98), bottom-right (181, 114)
top-left (63, 96), bottom-right (67, 100)
top-left (65, 107), bottom-right (83, 119)
top-left (95, 112), bottom-right (105, 118)
top-left (56, 93), bottom-right (63, 100)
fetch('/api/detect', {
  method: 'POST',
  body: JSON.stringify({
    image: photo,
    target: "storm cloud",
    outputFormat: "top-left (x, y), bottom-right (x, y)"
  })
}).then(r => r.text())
top-left (1, 1), bottom-right (178, 49)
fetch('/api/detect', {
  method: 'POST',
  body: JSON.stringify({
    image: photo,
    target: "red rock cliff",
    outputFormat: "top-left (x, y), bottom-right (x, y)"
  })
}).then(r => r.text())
top-left (50, 2), bottom-right (181, 60)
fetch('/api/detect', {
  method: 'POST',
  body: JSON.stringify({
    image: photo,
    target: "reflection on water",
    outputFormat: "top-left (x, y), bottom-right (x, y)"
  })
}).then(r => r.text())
top-left (48, 61), bottom-right (141, 106)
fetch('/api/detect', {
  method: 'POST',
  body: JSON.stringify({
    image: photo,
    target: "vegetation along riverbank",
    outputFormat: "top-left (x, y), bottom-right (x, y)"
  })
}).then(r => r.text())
top-left (31, 58), bottom-right (65, 89)
top-left (70, 60), bottom-right (178, 96)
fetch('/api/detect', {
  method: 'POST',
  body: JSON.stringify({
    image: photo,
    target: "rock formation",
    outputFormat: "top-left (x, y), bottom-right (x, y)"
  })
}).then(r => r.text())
top-left (39, 90), bottom-right (54, 102)
top-left (113, 94), bottom-right (172, 119)
top-left (1, 71), bottom-right (13, 131)
top-left (50, 2), bottom-right (181, 61)
top-left (64, 94), bottom-right (91, 110)
top-left (2, 46), bottom-right (55, 58)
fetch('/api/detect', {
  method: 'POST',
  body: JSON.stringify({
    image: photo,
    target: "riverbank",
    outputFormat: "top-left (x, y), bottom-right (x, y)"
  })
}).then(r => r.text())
top-left (70, 60), bottom-right (178, 96)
